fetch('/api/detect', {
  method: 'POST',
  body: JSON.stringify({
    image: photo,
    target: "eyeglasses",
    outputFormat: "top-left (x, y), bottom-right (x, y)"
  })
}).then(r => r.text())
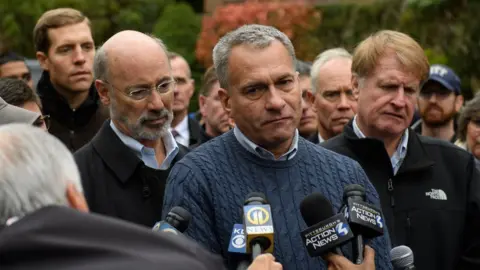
top-left (103, 79), bottom-right (176, 101)
top-left (33, 115), bottom-right (50, 130)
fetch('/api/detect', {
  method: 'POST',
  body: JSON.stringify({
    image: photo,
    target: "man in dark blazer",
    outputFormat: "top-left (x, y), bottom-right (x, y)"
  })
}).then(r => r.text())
top-left (0, 124), bottom-right (279, 270)
top-left (167, 51), bottom-right (202, 147)
top-left (74, 31), bottom-right (189, 227)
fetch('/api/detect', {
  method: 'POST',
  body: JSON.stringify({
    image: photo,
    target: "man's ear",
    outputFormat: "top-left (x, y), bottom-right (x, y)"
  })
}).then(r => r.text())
top-left (351, 74), bottom-right (360, 99)
top-left (36, 52), bottom-right (49, 71)
top-left (306, 91), bottom-right (317, 112)
top-left (218, 88), bottom-right (231, 114)
top-left (199, 95), bottom-right (207, 117)
top-left (187, 78), bottom-right (195, 99)
top-left (455, 95), bottom-right (464, 113)
top-left (95, 80), bottom-right (111, 106)
top-left (66, 182), bottom-right (89, 212)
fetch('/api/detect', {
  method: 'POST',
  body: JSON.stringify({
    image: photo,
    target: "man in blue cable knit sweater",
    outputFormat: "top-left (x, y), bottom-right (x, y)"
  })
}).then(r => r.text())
top-left (163, 25), bottom-right (392, 270)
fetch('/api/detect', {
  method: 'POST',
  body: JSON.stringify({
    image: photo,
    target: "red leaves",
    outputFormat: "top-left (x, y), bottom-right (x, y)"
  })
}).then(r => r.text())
top-left (196, 0), bottom-right (321, 67)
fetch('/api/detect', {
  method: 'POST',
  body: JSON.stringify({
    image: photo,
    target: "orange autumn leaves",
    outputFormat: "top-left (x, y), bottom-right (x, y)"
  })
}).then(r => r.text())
top-left (196, 0), bottom-right (322, 68)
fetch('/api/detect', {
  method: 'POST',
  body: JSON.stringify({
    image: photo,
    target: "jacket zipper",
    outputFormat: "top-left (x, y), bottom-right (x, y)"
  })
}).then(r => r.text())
top-left (388, 178), bottom-right (395, 207)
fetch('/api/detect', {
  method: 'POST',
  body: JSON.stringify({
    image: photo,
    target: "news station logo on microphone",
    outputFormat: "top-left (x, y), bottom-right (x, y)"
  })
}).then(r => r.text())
top-left (344, 201), bottom-right (384, 237)
top-left (243, 205), bottom-right (274, 253)
top-left (152, 222), bottom-right (179, 235)
top-left (228, 224), bottom-right (247, 253)
top-left (300, 214), bottom-right (354, 257)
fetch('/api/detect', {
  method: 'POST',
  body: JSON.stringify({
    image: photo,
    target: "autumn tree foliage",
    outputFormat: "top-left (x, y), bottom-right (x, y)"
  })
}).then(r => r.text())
top-left (196, 0), bottom-right (322, 68)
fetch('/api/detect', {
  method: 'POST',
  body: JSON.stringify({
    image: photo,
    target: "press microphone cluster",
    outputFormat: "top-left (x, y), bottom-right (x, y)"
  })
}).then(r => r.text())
top-left (299, 193), bottom-right (354, 258)
top-left (152, 206), bottom-right (191, 235)
top-left (342, 184), bottom-right (384, 264)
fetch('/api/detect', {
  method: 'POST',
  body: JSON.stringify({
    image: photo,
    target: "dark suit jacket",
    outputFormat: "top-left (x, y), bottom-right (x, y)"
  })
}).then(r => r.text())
top-left (74, 121), bottom-right (189, 227)
top-left (0, 206), bottom-right (224, 270)
top-left (188, 117), bottom-right (202, 146)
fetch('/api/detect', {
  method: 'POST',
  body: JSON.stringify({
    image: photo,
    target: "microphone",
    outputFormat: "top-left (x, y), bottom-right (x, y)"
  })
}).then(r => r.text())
top-left (299, 192), bottom-right (354, 258)
top-left (243, 192), bottom-right (274, 260)
top-left (152, 206), bottom-right (191, 235)
top-left (391, 246), bottom-right (416, 270)
top-left (228, 224), bottom-right (247, 254)
top-left (342, 184), bottom-right (384, 264)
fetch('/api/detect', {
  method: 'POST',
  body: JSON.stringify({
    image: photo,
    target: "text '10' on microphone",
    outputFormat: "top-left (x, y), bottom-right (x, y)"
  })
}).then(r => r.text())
top-left (243, 192), bottom-right (274, 259)
top-left (391, 245), bottom-right (415, 270)
top-left (342, 184), bottom-right (384, 264)
top-left (152, 206), bottom-right (191, 234)
top-left (299, 192), bottom-right (354, 258)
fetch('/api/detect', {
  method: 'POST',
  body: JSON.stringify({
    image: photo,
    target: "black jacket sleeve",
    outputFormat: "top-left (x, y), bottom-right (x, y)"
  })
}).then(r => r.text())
top-left (458, 155), bottom-right (480, 269)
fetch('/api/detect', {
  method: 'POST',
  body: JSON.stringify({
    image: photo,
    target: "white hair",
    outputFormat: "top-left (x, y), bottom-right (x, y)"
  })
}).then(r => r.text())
top-left (213, 24), bottom-right (296, 90)
top-left (0, 124), bottom-right (82, 224)
top-left (310, 48), bottom-right (352, 94)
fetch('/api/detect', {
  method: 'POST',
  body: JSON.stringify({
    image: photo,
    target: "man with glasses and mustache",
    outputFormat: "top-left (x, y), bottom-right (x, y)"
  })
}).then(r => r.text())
top-left (413, 64), bottom-right (464, 142)
top-left (74, 31), bottom-right (189, 227)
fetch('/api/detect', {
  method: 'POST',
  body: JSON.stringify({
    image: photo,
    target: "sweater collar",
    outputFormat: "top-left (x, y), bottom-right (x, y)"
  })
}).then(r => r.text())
top-left (233, 126), bottom-right (299, 161)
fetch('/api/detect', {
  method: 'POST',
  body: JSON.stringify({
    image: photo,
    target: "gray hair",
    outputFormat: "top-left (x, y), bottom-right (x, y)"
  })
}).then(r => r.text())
top-left (296, 60), bottom-right (312, 77)
top-left (93, 34), bottom-right (169, 82)
top-left (0, 124), bottom-right (82, 224)
top-left (212, 24), bottom-right (296, 90)
top-left (310, 48), bottom-right (352, 94)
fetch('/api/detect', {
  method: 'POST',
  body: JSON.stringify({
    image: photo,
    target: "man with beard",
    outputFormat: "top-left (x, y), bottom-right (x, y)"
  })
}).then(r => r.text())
top-left (414, 64), bottom-right (463, 142)
top-left (74, 31), bottom-right (189, 227)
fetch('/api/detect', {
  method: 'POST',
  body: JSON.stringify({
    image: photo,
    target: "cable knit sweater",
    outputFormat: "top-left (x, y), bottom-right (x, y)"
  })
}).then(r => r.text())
top-left (163, 131), bottom-right (392, 270)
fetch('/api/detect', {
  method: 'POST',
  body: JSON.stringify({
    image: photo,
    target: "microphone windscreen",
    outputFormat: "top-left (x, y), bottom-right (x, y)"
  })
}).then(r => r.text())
top-left (244, 192), bottom-right (267, 205)
top-left (342, 184), bottom-right (366, 200)
top-left (300, 193), bottom-right (334, 226)
top-left (390, 245), bottom-right (414, 268)
top-left (168, 206), bottom-right (192, 233)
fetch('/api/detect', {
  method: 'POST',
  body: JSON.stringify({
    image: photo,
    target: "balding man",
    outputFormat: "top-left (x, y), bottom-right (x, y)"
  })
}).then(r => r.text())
top-left (168, 52), bottom-right (202, 147)
top-left (310, 48), bottom-right (356, 143)
top-left (74, 31), bottom-right (189, 227)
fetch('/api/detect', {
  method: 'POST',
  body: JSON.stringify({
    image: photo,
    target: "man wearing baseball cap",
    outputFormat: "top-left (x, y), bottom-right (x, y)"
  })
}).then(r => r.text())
top-left (415, 64), bottom-right (464, 142)
top-left (0, 96), bottom-right (41, 126)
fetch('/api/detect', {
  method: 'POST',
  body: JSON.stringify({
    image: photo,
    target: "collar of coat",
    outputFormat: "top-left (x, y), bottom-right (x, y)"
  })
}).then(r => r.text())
top-left (342, 119), bottom-right (435, 176)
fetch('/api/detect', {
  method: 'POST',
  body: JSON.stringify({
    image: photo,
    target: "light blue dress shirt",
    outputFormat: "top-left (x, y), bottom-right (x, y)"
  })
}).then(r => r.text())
top-left (233, 126), bottom-right (299, 161)
top-left (110, 121), bottom-right (179, 170)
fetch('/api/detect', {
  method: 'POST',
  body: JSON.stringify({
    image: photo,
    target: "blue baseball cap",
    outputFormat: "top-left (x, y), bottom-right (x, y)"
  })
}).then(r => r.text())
top-left (422, 64), bottom-right (461, 95)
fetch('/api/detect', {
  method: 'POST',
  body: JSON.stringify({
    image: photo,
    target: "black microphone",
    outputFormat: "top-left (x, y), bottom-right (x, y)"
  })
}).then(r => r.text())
top-left (342, 184), bottom-right (384, 264)
top-left (152, 206), bottom-right (191, 234)
top-left (391, 245), bottom-right (416, 270)
top-left (242, 192), bottom-right (274, 260)
top-left (299, 192), bottom-right (354, 258)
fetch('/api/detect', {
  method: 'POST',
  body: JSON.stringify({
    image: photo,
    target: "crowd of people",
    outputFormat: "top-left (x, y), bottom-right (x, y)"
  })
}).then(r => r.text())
top-left (0, 7), bottom-right (479, 270)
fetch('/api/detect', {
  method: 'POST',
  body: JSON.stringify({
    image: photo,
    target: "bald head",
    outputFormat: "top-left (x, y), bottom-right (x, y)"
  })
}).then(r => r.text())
top-left (94, 31), bottom-right (169, 82)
